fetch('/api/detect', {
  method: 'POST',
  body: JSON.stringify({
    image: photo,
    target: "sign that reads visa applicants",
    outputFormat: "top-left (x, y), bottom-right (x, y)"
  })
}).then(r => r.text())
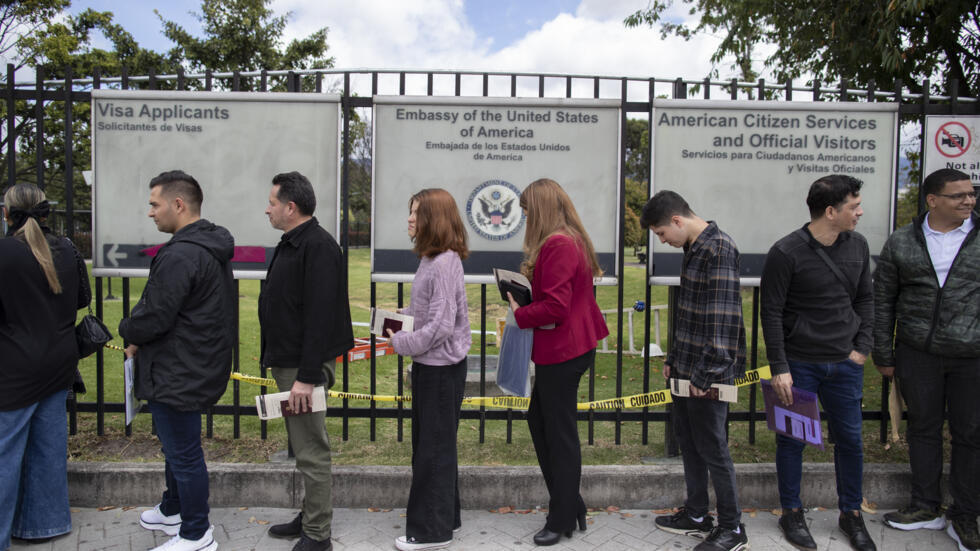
top-left (372, 96), bottom-right (621, 282)
top-left (924, 116), bottom-right (980, 183)
top-left (91, 89), bottom-right (341, 277)
top-left (650, 99), bottom-right (898, 283)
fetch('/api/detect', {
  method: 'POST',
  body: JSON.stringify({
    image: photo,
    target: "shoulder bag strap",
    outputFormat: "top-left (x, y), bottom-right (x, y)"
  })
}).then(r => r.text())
top-left (793, 229), bottom-right (855, 301)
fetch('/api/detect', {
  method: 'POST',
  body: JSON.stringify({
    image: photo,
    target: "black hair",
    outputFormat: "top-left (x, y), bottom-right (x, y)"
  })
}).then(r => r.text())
top-left (271, 171), bottom-right (316, 216)
top-left (149, 170), bottom-right (203, 212)
top-left (806, 175), bottom-right (862, 218)
top-left (639, 190), bottom-right (694, 228)
top-left (922, 168), bottom-right (970, 197)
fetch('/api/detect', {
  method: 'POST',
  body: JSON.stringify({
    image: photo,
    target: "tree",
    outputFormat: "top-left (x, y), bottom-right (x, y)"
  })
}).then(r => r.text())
top-left (625, 1), bottom-right (980, 97)
top-left (0, 0), bottom-right (70, 72)
top-left (624, 118), bottom-right (650, 183)
top-left (157, 0), bottom-right (333, 91)
top-left (2, 0), bottom-right (336, 238)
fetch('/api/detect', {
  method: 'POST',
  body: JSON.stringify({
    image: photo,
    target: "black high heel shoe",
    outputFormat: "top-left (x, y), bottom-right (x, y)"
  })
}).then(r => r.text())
top-left (533, 526), bottom-right (572, 546)
top-left (578, 511), bottom-right (587, 532)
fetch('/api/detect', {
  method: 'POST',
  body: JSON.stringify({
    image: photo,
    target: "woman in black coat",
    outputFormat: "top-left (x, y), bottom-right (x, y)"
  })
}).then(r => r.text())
top-left (0, 183), bottom-right (89, 548)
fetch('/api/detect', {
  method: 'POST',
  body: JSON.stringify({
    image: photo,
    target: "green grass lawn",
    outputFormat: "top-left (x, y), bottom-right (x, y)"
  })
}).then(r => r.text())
top-left (71, 248), bottom-right (921, 465)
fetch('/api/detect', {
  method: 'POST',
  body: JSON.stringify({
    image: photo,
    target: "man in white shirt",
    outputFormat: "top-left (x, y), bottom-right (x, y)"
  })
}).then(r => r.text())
top-left (873, 168), bottom-right (980, 551)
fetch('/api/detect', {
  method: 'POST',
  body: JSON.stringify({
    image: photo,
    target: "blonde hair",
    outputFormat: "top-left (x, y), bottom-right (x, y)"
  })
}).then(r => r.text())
top-left (519, 178), bottom-right (602, 280)
top-left (4, 184), bottom-right (62, 294)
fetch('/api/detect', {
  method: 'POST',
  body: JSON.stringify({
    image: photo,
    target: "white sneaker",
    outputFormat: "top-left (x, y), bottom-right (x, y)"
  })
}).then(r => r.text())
top-left (140, 504), bottom-right (182, 536)
top-left (394, 535), bottom-right (451, 550)
top-left (151, 525), bottom-right (218, 551)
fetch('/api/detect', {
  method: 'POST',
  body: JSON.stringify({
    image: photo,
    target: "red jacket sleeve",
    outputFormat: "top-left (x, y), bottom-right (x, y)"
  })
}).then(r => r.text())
top-left (514, 235), bottom-right (576, 329)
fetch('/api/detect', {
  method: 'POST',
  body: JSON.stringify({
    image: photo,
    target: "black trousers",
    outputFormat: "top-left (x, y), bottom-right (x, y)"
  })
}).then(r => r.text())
top-left (406, 359), bottom-right (467, 543)
top-left (527, 349), bottom-right (593, 533)
top-left (672, 395), bottom-right (741, 529)
top-left (895, 342), bottom-right (980, 517)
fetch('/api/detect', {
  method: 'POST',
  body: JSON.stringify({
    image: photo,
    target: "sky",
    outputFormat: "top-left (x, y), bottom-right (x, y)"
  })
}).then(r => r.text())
top-left (59, 0), bottom-right (749, 98)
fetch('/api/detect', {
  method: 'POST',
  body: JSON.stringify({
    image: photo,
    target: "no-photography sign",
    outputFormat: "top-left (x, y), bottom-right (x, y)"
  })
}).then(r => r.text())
top-left (924, 116), bottom-right (980, 182)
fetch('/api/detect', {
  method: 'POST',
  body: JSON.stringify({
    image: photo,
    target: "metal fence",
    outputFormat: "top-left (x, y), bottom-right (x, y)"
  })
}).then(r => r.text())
top-left (3, 65), bottom-right (978, 451)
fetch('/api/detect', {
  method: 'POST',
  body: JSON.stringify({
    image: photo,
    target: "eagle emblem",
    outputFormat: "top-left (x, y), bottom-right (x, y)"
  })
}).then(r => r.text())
top-left (465, 180), bottom-right (524, 241)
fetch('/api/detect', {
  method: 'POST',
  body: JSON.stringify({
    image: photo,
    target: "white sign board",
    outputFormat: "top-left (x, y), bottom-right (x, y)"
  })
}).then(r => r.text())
top-left (924, 115), bottom-right (980, 182)
top-left (650, 99), bottom-right (899, 282)
top-left (91, 90), bottom-right (341, 276)
top-left (372, 96), bottom-right (621, 282)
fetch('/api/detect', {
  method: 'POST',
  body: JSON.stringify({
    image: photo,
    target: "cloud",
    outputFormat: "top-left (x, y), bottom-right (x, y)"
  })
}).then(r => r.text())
top-left (274, 0), bottom-right (761, 99)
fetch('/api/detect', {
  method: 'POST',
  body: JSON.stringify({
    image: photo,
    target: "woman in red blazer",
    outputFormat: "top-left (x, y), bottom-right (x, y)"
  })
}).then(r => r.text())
top-left (508, 178), bottom-right (609, 546)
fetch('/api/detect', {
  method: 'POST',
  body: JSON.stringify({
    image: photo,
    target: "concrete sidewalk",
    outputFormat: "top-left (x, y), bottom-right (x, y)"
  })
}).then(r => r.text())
top-left (9, 506), bottom-right (962, 551)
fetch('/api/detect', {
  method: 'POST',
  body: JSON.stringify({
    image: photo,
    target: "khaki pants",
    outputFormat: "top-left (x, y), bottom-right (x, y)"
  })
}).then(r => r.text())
top-left (271, 361), bottom-right (334, 541)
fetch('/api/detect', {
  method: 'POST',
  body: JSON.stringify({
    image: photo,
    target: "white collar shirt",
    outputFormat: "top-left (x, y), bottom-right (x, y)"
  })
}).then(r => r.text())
top-left (922, 213), bottom-right (974, 287)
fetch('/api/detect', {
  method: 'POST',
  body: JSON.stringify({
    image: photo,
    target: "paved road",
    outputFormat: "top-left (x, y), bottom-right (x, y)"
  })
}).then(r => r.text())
top-left (9, 506), bottom-right (962, 550)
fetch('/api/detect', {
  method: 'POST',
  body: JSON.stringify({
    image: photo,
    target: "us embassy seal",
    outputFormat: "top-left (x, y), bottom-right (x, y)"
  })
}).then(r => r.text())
top-left (466, 180), bottom-right (524, 241)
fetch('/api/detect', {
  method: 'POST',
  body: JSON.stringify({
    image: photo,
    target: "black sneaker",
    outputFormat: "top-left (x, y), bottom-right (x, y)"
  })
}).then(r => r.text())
top-left (694, 524), bottom-right (748, 551)
top-left (947, 514), bottom-right (980, 551)
top-left (269, 512), bottom-right (303, 539)
top-left (839, 511), bottom-right (877, 551)
top-left (654, 506), bottom-right (714, 538)
top-left (883, 506), bottom-right (945, 531)
top-left (779, 509), bottom-right (817, 550)
top-left (292, 533), bottom-right (332, 551)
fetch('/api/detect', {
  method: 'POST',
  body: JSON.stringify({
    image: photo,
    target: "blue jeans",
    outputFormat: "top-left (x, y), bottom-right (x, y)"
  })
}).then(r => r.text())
top-left (0, 389), bottom-right (72, 549)
top-left (148, 401), bottom-right (210, 540)
top-left (776, 359), bottom-right (864, 512)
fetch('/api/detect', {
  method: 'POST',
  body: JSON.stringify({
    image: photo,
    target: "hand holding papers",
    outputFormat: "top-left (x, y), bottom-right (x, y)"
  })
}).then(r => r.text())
top-left (256, 387), bottom-right (327, 420)
top-left (670, 377), bottom-right (738, 402)
top-left (761, 379), bottom-right (824, 449)
top-left (494, 268), bottom-right (532, 307)
top-left (124, 357), bottom-right (141, 426)
top-left (370, 307), bottom-right (414, 335)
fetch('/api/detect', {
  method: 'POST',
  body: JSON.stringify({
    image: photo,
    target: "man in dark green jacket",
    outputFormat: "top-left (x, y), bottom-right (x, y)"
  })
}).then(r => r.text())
top-left (873, 168), bottom-right (979, 551)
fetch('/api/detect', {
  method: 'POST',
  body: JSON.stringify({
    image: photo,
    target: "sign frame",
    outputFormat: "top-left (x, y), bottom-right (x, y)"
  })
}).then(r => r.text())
top-left (90, 89), bottom-right (342, 279)
top-left (370, 95), bottom-right (623, 285)
top-left (647, 98), bottom-right (899, 286)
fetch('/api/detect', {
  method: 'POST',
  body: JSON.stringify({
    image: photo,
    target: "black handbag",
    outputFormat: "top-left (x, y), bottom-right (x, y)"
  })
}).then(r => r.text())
top-left (69, 240), bottom-right (113, 360)
top-left (76, 308), bottom-right (112, 359)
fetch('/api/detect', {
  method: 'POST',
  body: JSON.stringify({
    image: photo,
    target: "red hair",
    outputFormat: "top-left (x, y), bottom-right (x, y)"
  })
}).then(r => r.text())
top-left (410, 188), bottom-right (470, 259)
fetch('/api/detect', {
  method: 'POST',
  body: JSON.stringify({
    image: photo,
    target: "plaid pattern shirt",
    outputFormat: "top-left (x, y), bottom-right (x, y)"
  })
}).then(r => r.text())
top-left (665, 222), bottom-right (747, 390)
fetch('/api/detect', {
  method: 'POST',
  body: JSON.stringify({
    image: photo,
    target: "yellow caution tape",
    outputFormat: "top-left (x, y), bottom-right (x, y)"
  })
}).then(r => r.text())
top-left (230, 366), bottom-right (772, 411)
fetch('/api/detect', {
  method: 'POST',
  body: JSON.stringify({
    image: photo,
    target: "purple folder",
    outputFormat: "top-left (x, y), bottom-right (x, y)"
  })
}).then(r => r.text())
top-left (760, 379), bottom-right (824, 450)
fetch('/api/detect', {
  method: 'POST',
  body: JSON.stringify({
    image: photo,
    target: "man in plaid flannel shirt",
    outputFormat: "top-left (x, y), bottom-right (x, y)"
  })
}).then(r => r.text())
top-left (641, 190), bottom-right (748, 551)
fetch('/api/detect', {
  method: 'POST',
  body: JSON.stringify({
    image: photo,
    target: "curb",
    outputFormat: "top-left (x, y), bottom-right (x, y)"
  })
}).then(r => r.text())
top-left (68, 462), bottom-right (942, 510)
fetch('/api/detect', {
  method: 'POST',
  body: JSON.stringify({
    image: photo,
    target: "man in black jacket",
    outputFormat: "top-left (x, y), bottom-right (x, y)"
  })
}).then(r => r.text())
top-left (875, 168), bottom-right (979, 551)
top-left (119, 170), bottom-right (234, 551)
top-left (760, 175), bottom-right (875, 551)
top-left (260, 171), bottom-right (354, 551)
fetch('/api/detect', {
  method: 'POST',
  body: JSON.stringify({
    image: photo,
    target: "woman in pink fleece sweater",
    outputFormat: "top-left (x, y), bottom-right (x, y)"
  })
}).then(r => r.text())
top-left (388, 188), bottom-right (471, 551)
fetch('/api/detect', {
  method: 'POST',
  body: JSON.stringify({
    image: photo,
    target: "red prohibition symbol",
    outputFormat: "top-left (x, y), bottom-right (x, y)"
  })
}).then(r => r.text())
top-left (935, 121), bottom-right (971, 158)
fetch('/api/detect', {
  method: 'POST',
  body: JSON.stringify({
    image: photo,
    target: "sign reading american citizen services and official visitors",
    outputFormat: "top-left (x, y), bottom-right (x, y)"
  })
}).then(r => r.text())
top-left (372, 96), bottom-right (621, 282)
top-left (91, 89), bottom-right (340, 277)
top-left (649, 99), bottom-right (899, 283)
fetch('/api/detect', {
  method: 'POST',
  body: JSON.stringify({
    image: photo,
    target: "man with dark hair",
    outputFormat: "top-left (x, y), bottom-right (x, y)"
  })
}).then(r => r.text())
top-left (642, 190), bottom-right (748, 551)
top-left (261, 171), bottom-right (354, 551)
top-left (761, 175), bottom-right (876, 551)
top-left (120, 170), bottom-right (235, 551)
top-left (875, 168), bottom-right (979, 551)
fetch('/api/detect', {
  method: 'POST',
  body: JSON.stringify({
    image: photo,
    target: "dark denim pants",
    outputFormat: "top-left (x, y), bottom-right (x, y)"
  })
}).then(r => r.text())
top-left (895, 342), bottom-right (980, 517)
top-left (148, 401), bottom-right (210, 540)
top-left (405, 359), bottom-right (467, 543)
top-left (672, 394), bottom-right (741, 530)
top-left (527, 349), bottom-right (592, 534)
top-left (0, 389), bottom-right (71, 549)
top-left (776, 359), bottom-right (864, 512)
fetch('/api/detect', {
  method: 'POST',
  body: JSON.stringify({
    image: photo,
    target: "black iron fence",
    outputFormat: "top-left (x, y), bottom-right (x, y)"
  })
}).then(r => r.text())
top-left (3, 65), bottom-right (978, 451)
